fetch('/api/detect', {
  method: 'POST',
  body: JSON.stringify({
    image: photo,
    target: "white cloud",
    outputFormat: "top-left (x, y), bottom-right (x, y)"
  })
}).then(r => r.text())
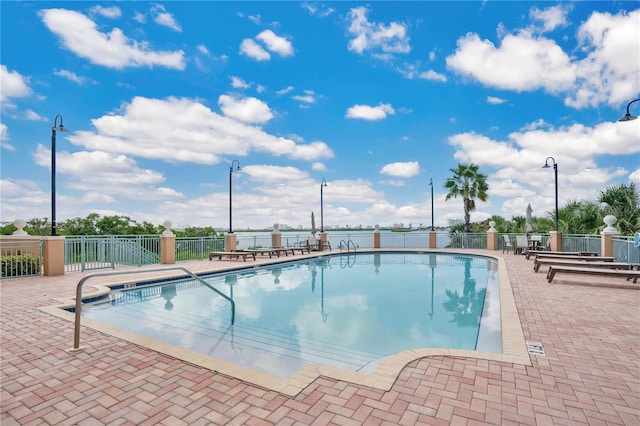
top-left (68, 96), bottom-right (334, 165)
top-left (446, 31), bottom-right (575, 93)
top-left (629, 168), bottom-right (640, 185)
top-left (240, 38), bottom-right (270, 61)
top-left (347, 6), bottom-right (410, 57)
top-left (446, 7), bottom-right (639, 109)
top-left (133, 11), bottom-right (146, 23)
top-left (567, 9), bottom-right (640, 108)
top-left (89, 5), bottom-right (122, 19)
top-left (277, 86), bottom-right (294, 95)
top-left (0, 123), bottom-right (8, 141)
top-left (301, 2), bottom-right (335, 18)
top-left (0, 123), bottom-right (14, 151)
top-left (230, 76), bottom-right (250, 89)
top-left (487, 96), bottom-right (507, 105)
top-left (256, 30), bottom-right (293, 57)
top-left (24, 110), bottom-right (45, 121)
top-left (197, 44), bottom-right (210, 55)
top-left (380, 179), bottom-right (405, 187)
top-left (33, 145), bottom-right (184, 201)
top-left (346, 103), bottom-right (395, 120)
top-left (292, 90), bottom-right (317, 104)
top-left (39, 8), bottom-right (185, 70)
top-left (241, 165), bottom-right (309, 181)
top-left (529, 5), bottom-right (571, 32)
top-left (446, 119), bottom-right (640, 218)
top-left (151, 4), bottom-right (182, 32)
top-left (54, 69), bottom-right (90, 84)
top-left (419, 70), bottom-right (447, 82)
top-left (311, 162), bottom-right (326, 171)
top-left (218, 94), bottom-right (273, 124)
top-left (0, 65), bottom-right (32, 105)
top-left (380, 161), bottom-right (420, 178)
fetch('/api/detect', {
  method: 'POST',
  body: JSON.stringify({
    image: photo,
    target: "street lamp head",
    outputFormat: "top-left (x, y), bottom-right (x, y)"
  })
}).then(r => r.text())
top-left (618, 98), bottom-right (639, 122)
top-left (52, 114), bottom-right (68, 132)
top-left (321, 178), bottom-right (327, 188)
top-left (618, 112), bottom-right (638, 122)
top-left (230, 159), bottom-right (241, 173)
top-left (543, 156), bottom-right (556, 168)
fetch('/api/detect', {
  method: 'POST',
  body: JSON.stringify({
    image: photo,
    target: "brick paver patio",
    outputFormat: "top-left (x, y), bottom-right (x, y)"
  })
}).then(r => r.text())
top-left (2, 251), bottom-right (639, 425)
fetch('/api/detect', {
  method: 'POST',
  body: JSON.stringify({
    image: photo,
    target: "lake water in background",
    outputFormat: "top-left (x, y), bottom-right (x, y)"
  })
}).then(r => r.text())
top-left (235, 229), bottom-right (452, 249)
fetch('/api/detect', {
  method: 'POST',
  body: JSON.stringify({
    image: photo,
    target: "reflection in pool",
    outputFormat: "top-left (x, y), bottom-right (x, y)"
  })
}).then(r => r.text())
top-left (81, 252), bottom-right (501, 378)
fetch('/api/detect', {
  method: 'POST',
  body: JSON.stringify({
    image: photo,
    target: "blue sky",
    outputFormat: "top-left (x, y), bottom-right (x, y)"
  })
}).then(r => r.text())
top-left (1, 1), bottom-right (639, 231)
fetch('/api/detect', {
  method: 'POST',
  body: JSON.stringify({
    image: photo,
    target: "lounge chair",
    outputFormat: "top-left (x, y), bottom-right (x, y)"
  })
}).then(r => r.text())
top-left (533, 254), bottom-right (612, 263)
top-left (533, 258), bottom-right (632, 273)
top-left (209, 251), bottom-right (256, 261)
top-left (502, 235), bottom-right (513, 253)
top-left (238, 248), bottom-right (290, 258)
top-left (526, 250), bottom-right (597, 260)
top-left (547, 265), bottom-right (640, 283)
top-left (290, 246), bottom-right (311, 254)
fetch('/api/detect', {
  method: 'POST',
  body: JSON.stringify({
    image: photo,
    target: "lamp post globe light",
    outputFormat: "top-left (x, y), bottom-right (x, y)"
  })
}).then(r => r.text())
top-left (542, 157), bottom-right (559, 232)
top-left (320, 178), bottom-right (327, 232)
top-left (618, 98), bottom-right (639, 122)
top-left (50, 114), bottom-right (68, 236)
top-left (228, 160), bottom-right (240, 234)
top-left (429, 178), bottom-right (434, 232)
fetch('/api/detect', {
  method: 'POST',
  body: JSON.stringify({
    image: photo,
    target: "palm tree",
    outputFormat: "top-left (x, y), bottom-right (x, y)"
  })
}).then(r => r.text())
top-left (597, 183), bottom-right (639, 236)
top-left (444, 163), bottom-right (489, 233)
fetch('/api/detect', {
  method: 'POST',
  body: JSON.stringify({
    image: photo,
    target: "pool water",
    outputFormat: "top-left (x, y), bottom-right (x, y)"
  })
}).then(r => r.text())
top-left (82, 252), bottom-right (501, 378)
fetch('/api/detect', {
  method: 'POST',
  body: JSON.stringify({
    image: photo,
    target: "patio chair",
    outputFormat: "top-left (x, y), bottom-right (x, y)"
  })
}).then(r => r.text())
top-left (502, 235), bottom-right (513, 253)
top-left (515, 235), bottom-right (529, 255)
top-left (306, 236), bottom-right (321, 251)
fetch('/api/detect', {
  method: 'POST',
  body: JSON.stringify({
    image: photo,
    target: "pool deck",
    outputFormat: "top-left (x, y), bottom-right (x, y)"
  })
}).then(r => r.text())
top-left (2, 249), bottom-right (639, 425)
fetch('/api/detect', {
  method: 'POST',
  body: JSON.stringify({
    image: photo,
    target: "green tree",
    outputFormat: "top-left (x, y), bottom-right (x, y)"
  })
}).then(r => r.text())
top-left (444, 163), bottom-right (489, 233)
top-left (25, 218), bottom-right (51, 236)
top-left (174, 226), bottom-right (220, 237)
top-left (0, 222), bottom-right (17, 235)
top-left (95, 215), bottom-right (135, 235)
top-left (58, 212), bottom-right (101, 235)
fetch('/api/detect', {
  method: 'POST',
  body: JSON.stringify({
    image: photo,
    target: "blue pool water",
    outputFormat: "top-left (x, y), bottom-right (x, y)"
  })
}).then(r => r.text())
top-left (82, 252), bottom-right (501, 378)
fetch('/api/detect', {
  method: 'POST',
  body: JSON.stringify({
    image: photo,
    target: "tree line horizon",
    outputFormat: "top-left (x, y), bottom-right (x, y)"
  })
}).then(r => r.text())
top-left (2, 164), bottom-right (638, 237)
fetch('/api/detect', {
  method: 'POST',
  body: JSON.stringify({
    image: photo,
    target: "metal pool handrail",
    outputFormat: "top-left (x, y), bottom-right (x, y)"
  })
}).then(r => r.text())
top-left (72, 266), bottom-right (235, 350)
top-left (339, 239), bottom-right (356, 252)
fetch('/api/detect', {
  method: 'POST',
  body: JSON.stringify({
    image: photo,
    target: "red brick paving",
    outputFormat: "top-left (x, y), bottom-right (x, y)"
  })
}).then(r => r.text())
top-left (1, 252), bottom-right (639, 425)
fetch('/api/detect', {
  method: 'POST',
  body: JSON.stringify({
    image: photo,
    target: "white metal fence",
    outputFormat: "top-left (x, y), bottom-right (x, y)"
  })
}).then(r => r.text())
top-left (54, 232), bottom-right (639, 273)
top-left (1, 241), bottom-right (43, 278)
top-left (65, 235), bottom-right (161, 272)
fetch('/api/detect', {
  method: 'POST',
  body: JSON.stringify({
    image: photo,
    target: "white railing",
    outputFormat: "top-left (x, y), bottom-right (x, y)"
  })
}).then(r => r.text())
top-left (176, 237), bottom-right (225, 261)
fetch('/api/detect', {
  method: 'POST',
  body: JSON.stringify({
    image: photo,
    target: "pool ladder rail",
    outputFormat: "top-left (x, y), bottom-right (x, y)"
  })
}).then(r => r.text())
top-left (338, 239), bottom-right (357, 253)
top-left (70, 266), bottom-right (235, 351)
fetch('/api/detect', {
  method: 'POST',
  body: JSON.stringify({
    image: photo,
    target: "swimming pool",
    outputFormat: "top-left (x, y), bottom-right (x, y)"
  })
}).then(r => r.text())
top-left (79, 252), bottom-right (502, 379)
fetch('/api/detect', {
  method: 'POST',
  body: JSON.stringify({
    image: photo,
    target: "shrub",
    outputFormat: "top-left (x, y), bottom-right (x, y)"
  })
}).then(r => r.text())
top-left (1, 254), bottom-right (42, 278)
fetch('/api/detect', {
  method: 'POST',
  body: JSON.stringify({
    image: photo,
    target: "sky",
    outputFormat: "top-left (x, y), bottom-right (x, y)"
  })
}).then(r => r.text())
top-left (1, 1), bottom-right (639, 231)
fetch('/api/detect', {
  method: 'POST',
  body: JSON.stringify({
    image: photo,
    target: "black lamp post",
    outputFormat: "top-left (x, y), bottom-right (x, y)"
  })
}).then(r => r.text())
top-left (429, 178), bottom-right (434, 231)
top-left (618, 98), bottom-right (639, 122)
top-left (320, 178), bottom-right (327, 232)
top-left (542, 157), bottom-right (558, 232)
top-left (228, 160), bottom-right (240, 234)
top-left (50, 114), bottom-right (68, 236)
